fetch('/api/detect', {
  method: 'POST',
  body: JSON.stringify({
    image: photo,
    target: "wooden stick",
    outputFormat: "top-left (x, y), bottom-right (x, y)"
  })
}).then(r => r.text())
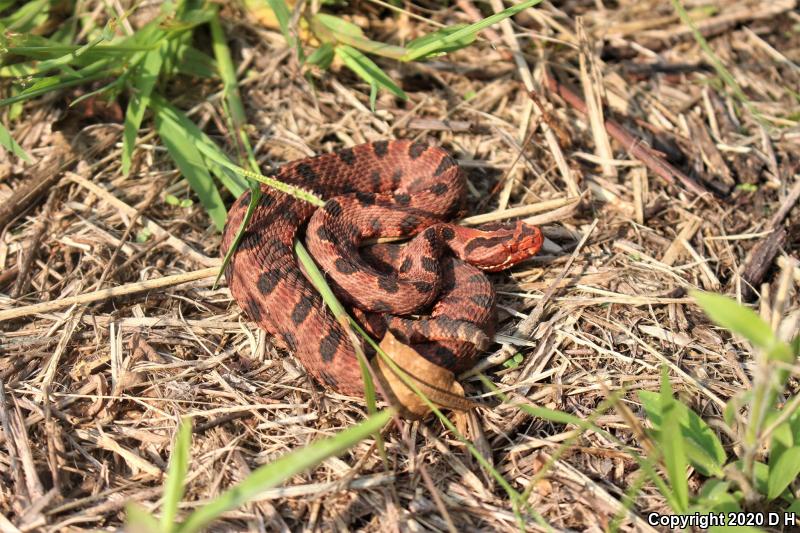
top-left (66, 173), bottom-right (217, 268)
top-left (543, 70), bottom-right (711, 197)
top-left (0, 131), bottom-right (117, 230)
top-left (460, 197), bottom-right (579, 226)
top-left (0, 267), bottom-right (219, 322)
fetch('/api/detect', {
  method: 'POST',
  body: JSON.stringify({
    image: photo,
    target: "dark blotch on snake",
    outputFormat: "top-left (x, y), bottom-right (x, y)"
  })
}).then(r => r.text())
top-left (335, 258), bottom-right (357, 274)
top-left (390, 169), bottom-right (403, 188)
top-left (296, 163), bottom-right (319, 182)
top-left (400, 215), bottom-right (420, 232)
top-left (324, 199), bottom-right (343, 217)
top-left (413, 281), bottom-right (434, 293)
top-left (369, 170), bottom-right (382, 188)
top-left (467, 273), bottom-right (487, 284)
top-left (291, 295), bottom-right (314, 325)
top-left (433, 156), bottom-right (457, 177)
top-left (355, 191), bottom-right (376, 205)
top-left (319, 329), bottom-right (342, 362)
top-left (423, 228), bottom-right (439, 247)
top-left (338, 147), bottom-right (356, 165)
top-left (398, 257), bottom-right (413, 273)
top-left (409, 143), bottom-right (427, 159)
top-left (464, 235), bottom-right (507, 255)
top-left (316, 226), bottom-right (336, 243)
top-left (378, 276), bottom-right (399, 293)
top-left (470, 294), bottom-right (494, 308)
top-left (373, 140), bottom-right (389, 157)
top-left (257, 271), bottom-right (280, 295)
top-left (430, 182), bottom-right (449, 195)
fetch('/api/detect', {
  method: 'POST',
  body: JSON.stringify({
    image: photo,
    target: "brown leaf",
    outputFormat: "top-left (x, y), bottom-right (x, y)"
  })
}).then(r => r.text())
top-left (375, 331), bottom-right (477, 419)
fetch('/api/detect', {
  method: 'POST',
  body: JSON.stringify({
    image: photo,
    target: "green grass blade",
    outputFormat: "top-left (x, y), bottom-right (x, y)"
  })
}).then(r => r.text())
top-left (293, 240), bottom-right (346, 318)
top-left (306, 43), bottom-right (335, 68)
top-left (311, 14), bottom-right (407, 59)
top-left (174, 45), bottom-right (217, 78)
top-left (2, 0), bottom-right (49, 32)
top-left (125, 503), bottom-right (161, 533)
top-left (0, 119), bottom-right (31, 162)
top-left (161, 417), bottom-right (192, 531)
top-left (314, 13), bottom-right (365, 38)
top-left (638, 390), bottom-right (726, 477)
top-left (265, 0), bottom-right (294, 45)
top-left (210, 11), bottom-right (246, 128)
top-left (193, 140), bottom-right (321, 205)
top-left (23, 20), bottom-right (114, 77)
top-left (166, 4), bottom-right (216, 31)
top-left (0, 69), bottom-right (110, 107)
top-left (123, 43), bottom-right (166, 175)
top-left (175, 410), bottom-right (393, 533)
top-left (209, 12), bottom-right (258, 172)
top-left (155, 108), bottom-right (228, 231)
top-left (691, 290), bottom-right (775, 351)
top-left (335, 45), bottom-right (406, 104)
top-left (151, 97), bottom-right (247, 196)
top-left (402, 0), bottom-right (542, 62)
top-left (767, 446), bottom-right (800, 500)
top-left (0, 47), bottom-right (144, 78)
top-left (214, 184), bottom-right (261, 289)
top-left (659, 367), bottom-right (689, 513)
top-left (67, 80), bottom-right (122, 109)
top-left (405, 24), bottom-right (475, 60)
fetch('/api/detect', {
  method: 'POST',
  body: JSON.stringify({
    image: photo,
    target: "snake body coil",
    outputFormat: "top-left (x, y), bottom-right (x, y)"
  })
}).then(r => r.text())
top-left (222, 140), bottom-right (542, 396)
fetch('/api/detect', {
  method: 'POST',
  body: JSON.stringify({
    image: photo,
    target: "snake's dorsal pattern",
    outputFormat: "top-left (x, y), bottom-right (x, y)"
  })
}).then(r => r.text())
top-left (221, 140), bottom-right (543, 396)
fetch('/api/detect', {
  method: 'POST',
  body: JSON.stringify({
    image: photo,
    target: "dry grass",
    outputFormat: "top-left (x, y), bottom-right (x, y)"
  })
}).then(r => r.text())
top-left (1, 0), bottom-right (799, 531)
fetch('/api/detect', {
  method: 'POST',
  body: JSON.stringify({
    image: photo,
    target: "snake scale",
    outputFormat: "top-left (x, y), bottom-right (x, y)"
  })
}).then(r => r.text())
top-left (221, 140), bottom-right (543, 396)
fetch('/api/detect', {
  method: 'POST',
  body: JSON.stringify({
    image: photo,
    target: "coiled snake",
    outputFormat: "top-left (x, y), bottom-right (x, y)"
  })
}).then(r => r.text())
top-left (221, 140), bottom-right (543, 396)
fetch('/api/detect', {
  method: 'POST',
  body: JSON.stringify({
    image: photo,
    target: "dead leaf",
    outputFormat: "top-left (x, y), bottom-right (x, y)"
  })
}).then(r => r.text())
top-left (530, 453), bottom-right (553, 496)
top-left (375, 331), bottom-right (477, 419)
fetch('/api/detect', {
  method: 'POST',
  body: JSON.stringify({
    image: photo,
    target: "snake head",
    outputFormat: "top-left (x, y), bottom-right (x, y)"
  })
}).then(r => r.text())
top-left (469, 222), bottom-right (544, 272)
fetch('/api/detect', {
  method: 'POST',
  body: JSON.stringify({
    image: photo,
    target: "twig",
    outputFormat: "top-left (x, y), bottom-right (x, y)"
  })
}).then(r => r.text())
top-left (65, 172), bottom-right (217, 267)
top-left (0, 382), bottom-right (24, 503)
top-left (12, 191), bottom-right (57, 298)
top-left (92, 187), bottom-right (161, 290)
top-left (739, 177), bottom-right (800, 299)
top-left (0, 130), bottom-right (117, 230)
top-left (0, 267), bottom-right (219, 322)
top-left (543, 70), bottom-right (711, 197)
top-left (768, 177), bottom-right (800, 229)
top-left (741, 229), bottom-right (788, 301)
top-left (418, 463), bottom-right (459, 533)
top-left (637, 0), bottom-right (797, 51)
top-left (460, 197), bottom-right (579, 226)
top-left (577, 17), bottom-right (616, 178)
